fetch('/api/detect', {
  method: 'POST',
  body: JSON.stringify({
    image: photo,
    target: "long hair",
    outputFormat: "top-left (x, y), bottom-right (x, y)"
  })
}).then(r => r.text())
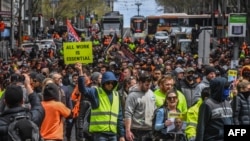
top-left (162, 88), bottom-right (178, 108)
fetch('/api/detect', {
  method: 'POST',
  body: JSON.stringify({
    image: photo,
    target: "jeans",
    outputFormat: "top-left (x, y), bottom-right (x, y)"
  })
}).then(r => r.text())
top-left (131, 129), bottom-right (153, 141)
top-left (92, 133), bottom-right (117, 141)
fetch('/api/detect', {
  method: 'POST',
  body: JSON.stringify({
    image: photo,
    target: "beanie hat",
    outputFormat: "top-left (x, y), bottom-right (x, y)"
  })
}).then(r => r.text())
top-left (186, 67), bottom-right (195, 73)
top-left (29, 71), bottom-right (38, 80)
top-left (91, 72), bottom-right (101, 82)
top-left (35, 73), bottom-right (46, 83)
top-left (175, 67), bottom-right (184, 73)
top-left (205, 66), bottom-right (216, 76)
top-left (4, 85), bottom-right (23, 107)
top-left (43, 83), bottom-right (59, 101)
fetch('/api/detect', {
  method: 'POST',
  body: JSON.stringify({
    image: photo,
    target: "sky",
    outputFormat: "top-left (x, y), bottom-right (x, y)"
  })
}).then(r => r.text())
top-left (113, 0), bottom-right (164, 27)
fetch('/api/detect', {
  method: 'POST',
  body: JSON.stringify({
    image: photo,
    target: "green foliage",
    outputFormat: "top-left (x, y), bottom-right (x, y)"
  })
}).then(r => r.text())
top-left (155, 0), bottom-right (207, 13)
top-left (39, 0), bottom-right (109, 22)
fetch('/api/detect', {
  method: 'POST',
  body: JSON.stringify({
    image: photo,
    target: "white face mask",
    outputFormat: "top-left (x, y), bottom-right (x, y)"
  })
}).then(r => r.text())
top-left (59, 83), bottom-right (63, 86)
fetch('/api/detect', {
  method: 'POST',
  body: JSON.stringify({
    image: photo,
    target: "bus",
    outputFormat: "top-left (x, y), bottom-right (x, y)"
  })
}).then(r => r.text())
top-left (147, 13), bottom-right (228, 37)
top-left (130, 15), bottom-right (147, 40)
top-left (100, 11), bottom-right (124, 38)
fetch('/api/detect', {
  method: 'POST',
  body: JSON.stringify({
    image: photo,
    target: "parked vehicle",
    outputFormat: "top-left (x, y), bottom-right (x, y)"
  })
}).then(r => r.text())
top-left (20, 42), bottom-right (40, 53)
top-left (154, 31), bottom-right (170, 43)
top-left (39, 39), bottom-right (57, 50)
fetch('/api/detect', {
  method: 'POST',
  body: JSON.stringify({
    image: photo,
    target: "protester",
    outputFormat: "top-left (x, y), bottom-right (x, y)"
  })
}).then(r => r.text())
top-left (66, 73), bottom-right (79, 141)
top-left (195, 77), bottom-right (233, 141)
top-left (75, 62), bottom-right (125, 141)
top-left (154, 74), bottom-right (187, 113)
top-left (231, 79), bottom-right (250, 125)
top-left (124, 71), bottom-right (157, 141)
top-left (118, 76), bottom-right (137, 117)
top-left (90, 71), bottom-right (102, 87)
top-left (192, 66), bottom-right (217, 105)
top-left (51, 72), bottom-right (68, 105)
top-left (0, 74), bottom-right (45, 140)
top-left (154, 89), bottom-right (181, 141)
top-left (0, 73), bottom-right (31, 113)
top-left (185, 87), bottom-right (210, 141)
top-left (40, 83), bottom-right (72, 140)
top-left (179, 67), bottom-right (198, 108)
top-left (151, 68), bottom-right (163, 91)
top-left (33, 73), bottom-right (46, 100)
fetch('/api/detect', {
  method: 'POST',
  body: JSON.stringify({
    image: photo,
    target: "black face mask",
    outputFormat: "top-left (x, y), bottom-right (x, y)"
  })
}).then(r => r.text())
top-left (186, 75), bottom-right (194, 82)
top-left (241, 91), bottom-right (250, 97)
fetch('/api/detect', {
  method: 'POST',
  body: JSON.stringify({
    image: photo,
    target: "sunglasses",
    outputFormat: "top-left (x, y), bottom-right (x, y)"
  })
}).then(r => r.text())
top-left (167, 96), bottom-right (177, 100)
top-left (105, 81), bottom-right (115, 85)
top-left (129, 76), bottom-right (136, 80)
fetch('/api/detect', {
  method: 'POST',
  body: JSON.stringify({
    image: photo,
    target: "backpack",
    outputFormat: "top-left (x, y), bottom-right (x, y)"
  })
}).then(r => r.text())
top-left (152, 106), bottom-right (168, 140)
top-left (7, 115), bottom-right (40, 141)
top-left (76, 99), bottom-right (92, 139)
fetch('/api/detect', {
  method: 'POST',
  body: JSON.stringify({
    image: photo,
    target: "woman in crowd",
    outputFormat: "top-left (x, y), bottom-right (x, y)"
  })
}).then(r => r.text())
top-left (154, 89), bottom-right (182, 141)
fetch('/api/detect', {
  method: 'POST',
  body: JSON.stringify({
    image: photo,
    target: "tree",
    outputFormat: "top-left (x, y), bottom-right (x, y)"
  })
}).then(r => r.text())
top-left (39, 0), bottom-right (110, 26)
top-left (155, 0), bottom-right (206, 14)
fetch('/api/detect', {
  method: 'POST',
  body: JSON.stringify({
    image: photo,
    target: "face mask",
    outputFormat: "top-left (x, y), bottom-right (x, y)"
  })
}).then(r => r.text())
top-left (241, 91), bottom-right (250, 97)
top-left (59, 83), bottom-right (63, 87)
top-left (186, 75), bottom-right (194, 82)
top-left (222, 88), bottom-right (230, 101)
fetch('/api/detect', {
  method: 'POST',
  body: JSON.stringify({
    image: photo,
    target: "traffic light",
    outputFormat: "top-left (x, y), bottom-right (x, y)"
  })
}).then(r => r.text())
top-left (50, 18), bottom-right (55, 25)
top-left (0, 21), bottom-right (5, 32)
top-left (94, 14), bottom-right (98, 20)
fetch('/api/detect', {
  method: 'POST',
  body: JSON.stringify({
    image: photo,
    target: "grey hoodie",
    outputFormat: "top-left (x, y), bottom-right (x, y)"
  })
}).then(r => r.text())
top-left (124, 85), bottom-right (156, 130)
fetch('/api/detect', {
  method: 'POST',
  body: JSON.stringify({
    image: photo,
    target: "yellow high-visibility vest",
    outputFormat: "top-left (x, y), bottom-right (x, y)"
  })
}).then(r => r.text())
top-left (89, 88), bottom-right (119, 133)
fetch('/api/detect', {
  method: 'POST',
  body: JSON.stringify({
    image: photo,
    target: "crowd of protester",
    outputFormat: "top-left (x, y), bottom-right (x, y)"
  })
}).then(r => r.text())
top-left (0, 32), bottom-right (250, 141)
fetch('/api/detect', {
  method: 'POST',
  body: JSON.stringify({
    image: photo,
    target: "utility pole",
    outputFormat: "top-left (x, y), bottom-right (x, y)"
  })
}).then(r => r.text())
top-left (135, 2), bottom-right (142, 16)
top-left (10, 0), bottom-right (15, 50)
top-left (18, 0), bottom-right (23, 47)
top-left (211, 0), bottom-right (215, 38)
top-left (111, 0), bottom-right (114, 11)
top-left (28, 0), bottom-right (33, 37)
top-left (247, 0), bottom-right (250, 43)
top-left (232, 0), bottom-right (242, 69)
top-left (107, 0), bottom-right (114, 11)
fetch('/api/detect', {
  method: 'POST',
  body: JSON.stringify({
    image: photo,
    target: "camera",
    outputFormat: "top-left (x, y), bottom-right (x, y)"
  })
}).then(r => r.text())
top-left (10, 74), bottom-right (25, 83)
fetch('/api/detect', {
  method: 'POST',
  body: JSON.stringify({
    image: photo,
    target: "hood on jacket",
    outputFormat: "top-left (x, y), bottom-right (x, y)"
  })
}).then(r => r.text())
top-left (210, 77), bottom-right (230, 102)
top-left (241, 65), bottom-right (250, 79)
top-left (101, 71), bottom-right (118, 85)
top-left (43, 83), bottom-right (59, 101)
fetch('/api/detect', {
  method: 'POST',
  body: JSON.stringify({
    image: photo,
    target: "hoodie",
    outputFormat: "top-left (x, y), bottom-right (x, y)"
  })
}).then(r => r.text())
top-left (78, 71), bottom-right (125, 137)
top-left (196, 77), bottom-right (233, 141)
top-left (124, 85), bottom-right (156, 130)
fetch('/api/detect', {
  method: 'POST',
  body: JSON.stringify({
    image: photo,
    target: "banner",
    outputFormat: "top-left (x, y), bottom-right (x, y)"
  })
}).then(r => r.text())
top-left (227, 69), bottom-right (237, 82)
top-left (63, 41), bottom-right (93, 64)
top-left (66, 20), bottom-right (80, 42)
top-left (120, 45), bottom-right (139, 63)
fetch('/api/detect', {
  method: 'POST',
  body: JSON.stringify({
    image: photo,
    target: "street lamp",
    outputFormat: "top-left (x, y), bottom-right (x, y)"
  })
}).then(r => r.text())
top-left (135, 2), bottom-right (142, 16)
top-left (50, 0), bottom-right (59, 18)
top-left (50, 0), bottom-right (59, 29)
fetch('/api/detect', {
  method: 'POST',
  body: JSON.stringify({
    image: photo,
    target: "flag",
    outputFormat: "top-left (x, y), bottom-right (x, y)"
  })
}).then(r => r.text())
top-left (66, 20), bottom-right (80, 42)
top-left (110, 33), bottom-right (118, 45)
top-left (120, 45), bottom-right (139, 62)
top-left (104, 33), bottom-right (118, 54)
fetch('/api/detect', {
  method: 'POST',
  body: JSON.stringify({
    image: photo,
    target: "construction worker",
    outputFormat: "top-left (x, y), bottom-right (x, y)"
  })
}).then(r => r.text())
top-left (75, 62), bottom-right (125, 141)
